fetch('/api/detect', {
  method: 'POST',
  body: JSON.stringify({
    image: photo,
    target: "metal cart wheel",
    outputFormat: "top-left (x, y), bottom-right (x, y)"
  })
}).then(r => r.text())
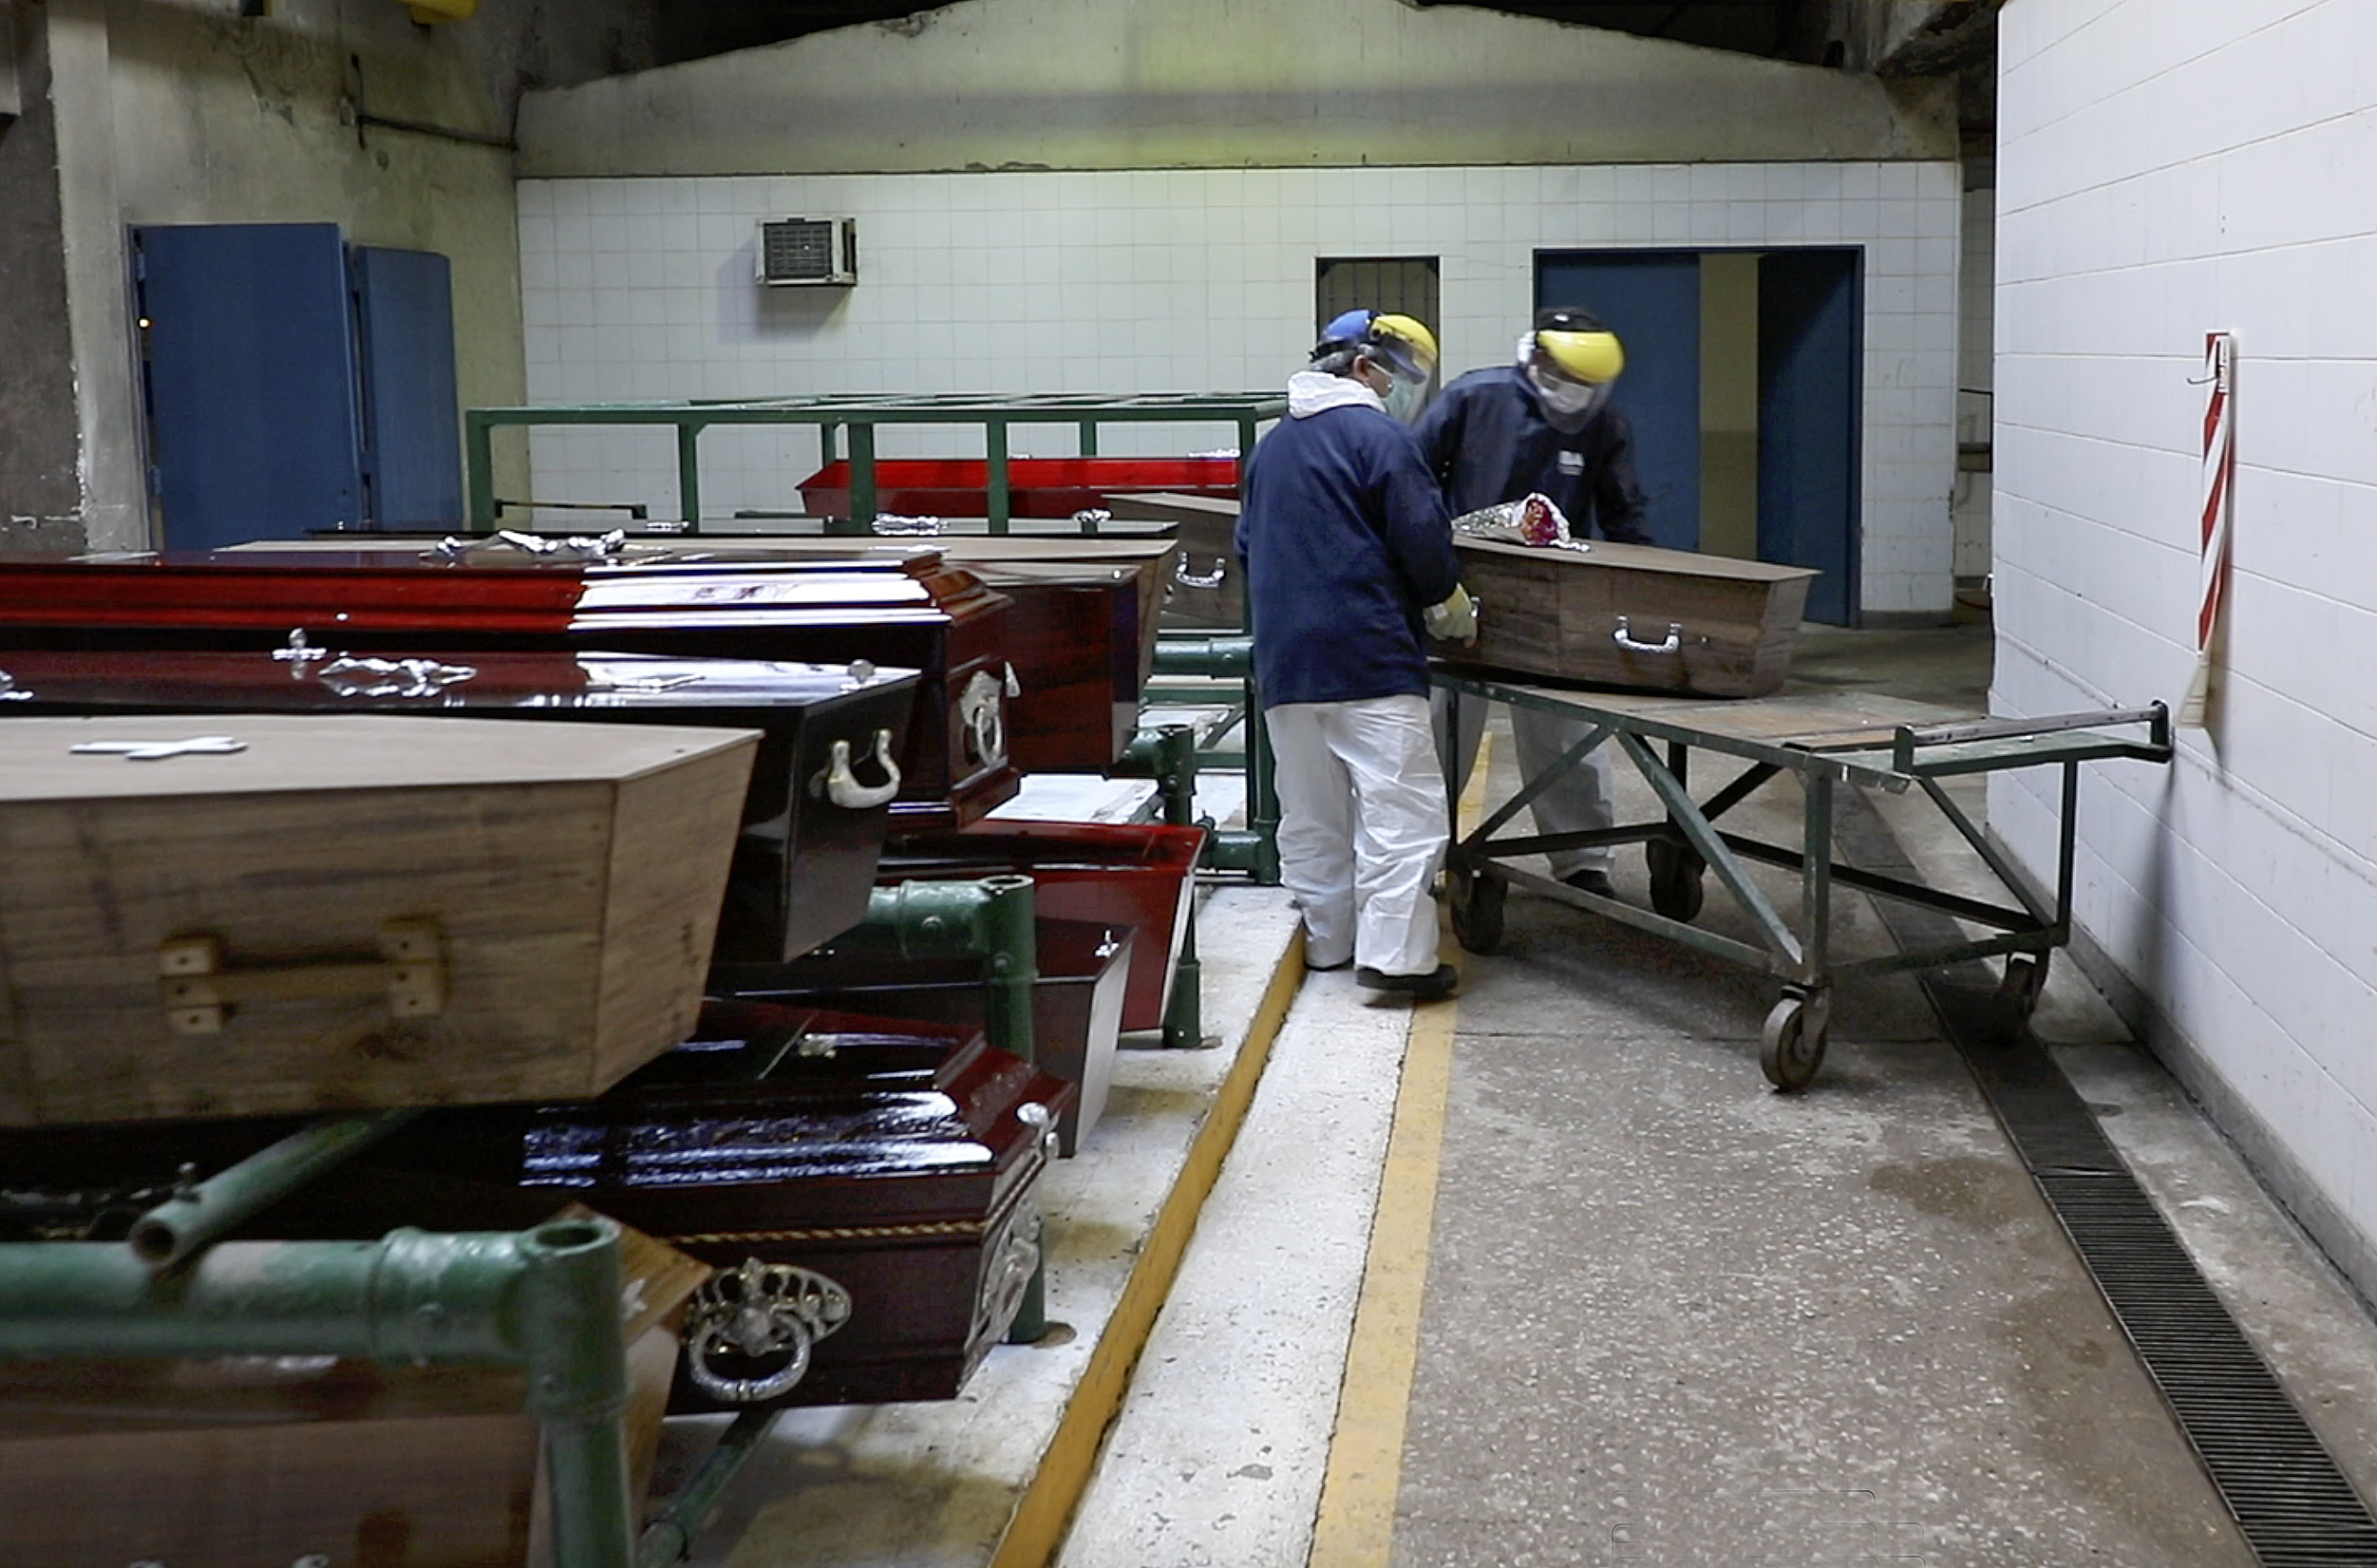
top-left (1997, 954), bottom-right (2048, 1024)
top-left (1646, 838), bottom-right (1707, 923)
top-left (1759, 994), bottom-right (1828, 1092)
top-left (1448, 862), bottom-right (1507, 954)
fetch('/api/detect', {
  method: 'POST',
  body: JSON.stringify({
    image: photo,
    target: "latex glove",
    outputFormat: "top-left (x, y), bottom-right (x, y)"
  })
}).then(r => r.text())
top-left (1423, 582), bottom-right (1479, 645)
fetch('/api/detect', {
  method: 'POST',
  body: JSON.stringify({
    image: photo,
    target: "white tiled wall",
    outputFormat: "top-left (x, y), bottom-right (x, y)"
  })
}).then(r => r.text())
top-left (1993, 0), bottom-right (2377, 1293)
top-left (516, 161), bottom-right (1963, 615)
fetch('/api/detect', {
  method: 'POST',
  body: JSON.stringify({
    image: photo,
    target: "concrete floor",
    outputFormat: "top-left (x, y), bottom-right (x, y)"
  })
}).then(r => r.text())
top-left (1063, 616), bottom-right (2377, 1568)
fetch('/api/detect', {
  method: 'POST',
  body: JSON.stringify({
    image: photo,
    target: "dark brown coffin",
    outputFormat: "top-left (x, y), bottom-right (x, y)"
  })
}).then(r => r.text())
top-left (0, 553), bottom-right (1018, 829)
top-left (1432, 538), bottom-right (1820, 697)
top-left (1100, 492), bottom-right (1246, 629)
top-left (712, 916), bottom-right (1133, 1156)
top-left (0, 648), bottom-right (917, 964)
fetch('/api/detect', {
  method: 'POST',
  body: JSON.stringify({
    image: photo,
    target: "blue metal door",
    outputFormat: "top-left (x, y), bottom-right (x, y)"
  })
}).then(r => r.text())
top-left (352, 246), bottom-right (462, 528)
top-left (1534, 251), bottom-right (1702, 550)
top-left (134, 223), bottom-right (364, 548)
top-left (1757, 250), bottom-right (1861, 625)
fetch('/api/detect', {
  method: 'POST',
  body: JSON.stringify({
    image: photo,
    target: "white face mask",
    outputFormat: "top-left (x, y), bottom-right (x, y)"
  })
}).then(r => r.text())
top-left (1525, 360), bottom-right (1610, 420)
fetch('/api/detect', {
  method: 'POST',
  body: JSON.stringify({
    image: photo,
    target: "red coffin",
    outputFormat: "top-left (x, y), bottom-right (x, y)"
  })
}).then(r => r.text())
top-left (878, 822), bottom-right (1206, 1034)
top-left (799, 455), bottom-right (1239, 521)
top-left (0, 554), bottom-right (1017, 829)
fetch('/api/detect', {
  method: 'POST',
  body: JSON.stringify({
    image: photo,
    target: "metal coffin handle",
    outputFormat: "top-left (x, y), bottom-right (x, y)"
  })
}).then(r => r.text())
top-left (1612, 616), bottom-right (1684, 655)
top-left (809, 728), bottom-right (903, 809)
top-left (1175, 555), bottom-right (1227, 590)
top-left (683, 1258), bottom-right (854, 1405)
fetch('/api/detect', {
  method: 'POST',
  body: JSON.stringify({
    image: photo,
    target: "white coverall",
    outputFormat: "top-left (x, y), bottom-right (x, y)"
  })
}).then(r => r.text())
top-left (1267, 692), bottom-right (1449, 977)
top-left (1433, 694), bottom-right (1615, 882)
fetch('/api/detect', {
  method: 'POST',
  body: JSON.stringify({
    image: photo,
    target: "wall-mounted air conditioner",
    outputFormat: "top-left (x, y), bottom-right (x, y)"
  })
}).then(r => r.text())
top-left (757, 217), bottom-right (858, 286)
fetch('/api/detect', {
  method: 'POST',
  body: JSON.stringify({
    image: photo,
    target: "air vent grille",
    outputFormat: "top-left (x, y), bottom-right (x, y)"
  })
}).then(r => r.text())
top-left (757, 217), bottom-right (858, 287)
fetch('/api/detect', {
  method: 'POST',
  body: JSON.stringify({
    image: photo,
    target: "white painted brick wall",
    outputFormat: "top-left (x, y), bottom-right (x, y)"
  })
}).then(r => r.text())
top-left (1994, 0), bottom-right (2377, 1295)
top-left (513, 161), bottom-right (1962, 617)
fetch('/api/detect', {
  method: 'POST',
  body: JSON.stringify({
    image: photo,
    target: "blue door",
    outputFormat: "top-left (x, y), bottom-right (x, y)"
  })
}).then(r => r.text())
top-left (134, 223), bottom-right (366, 549)
top-left (1534, 251), bottom-right (1702, 550)
top-left (353, 246), bottom-right (463, 528)
top-left (1757, 250), bottom-right (1861, 625)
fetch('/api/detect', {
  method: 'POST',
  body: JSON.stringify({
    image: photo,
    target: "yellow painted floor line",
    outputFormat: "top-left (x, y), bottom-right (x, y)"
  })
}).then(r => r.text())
top-left (991, 935), bottom-right (1309, 1568)
top-left (1308, 739), bottom-right (1493, 1568)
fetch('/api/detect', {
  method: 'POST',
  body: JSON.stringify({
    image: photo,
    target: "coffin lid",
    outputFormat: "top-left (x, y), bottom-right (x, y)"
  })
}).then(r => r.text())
top-left (1453, 535), bottom-right (1820, 583)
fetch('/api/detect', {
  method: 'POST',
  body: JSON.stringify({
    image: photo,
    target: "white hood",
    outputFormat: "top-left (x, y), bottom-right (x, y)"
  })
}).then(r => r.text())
top-left (1287, 369), bottom-right (1384, 419)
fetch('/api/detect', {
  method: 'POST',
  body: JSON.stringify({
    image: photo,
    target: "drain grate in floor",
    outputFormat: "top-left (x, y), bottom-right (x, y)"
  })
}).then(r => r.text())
top-left (1834, 786), bottom-right (2377, 1568)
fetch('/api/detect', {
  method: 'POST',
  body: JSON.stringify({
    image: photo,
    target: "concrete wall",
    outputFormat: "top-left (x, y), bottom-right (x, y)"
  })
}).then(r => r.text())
top-left (0, 2), bottom-right (82, 557)
top-left (518, 160), bottom-right (1963, 616)
top-left (1993, 0), bottom-right (2377, 1301)
top-left (519, 0), bottom-right (1956, 178)
top-left (1953, 176), bottom-right (1993, 580)
top-left (21, 0), bottom-right (652, 552)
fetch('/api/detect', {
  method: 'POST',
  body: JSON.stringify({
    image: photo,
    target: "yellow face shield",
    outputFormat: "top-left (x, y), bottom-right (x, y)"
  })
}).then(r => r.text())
top-left (1533, 327), bottom-right (1624, 387)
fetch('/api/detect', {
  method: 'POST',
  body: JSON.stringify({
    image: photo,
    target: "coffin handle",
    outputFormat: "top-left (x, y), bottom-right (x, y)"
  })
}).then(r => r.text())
top-left (810, 729), bottom-right (903, 809)
top-left (683, 1258), bottom-right (854, 1405)
top-left (1175, 554), bottom-right (1227, 590)
top-left (1612, 616), bottom-right (1685, 655)
top-left (158, 917), bottom-right (448, 1034)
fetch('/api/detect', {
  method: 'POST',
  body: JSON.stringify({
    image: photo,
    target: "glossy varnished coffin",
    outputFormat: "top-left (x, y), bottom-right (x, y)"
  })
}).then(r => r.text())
top-left (0, 648), bottom-right (917, 963)
top-left (0, 713), bottom-right (756, 1124)
top-left (0, 552), bottom-right (1017, 828)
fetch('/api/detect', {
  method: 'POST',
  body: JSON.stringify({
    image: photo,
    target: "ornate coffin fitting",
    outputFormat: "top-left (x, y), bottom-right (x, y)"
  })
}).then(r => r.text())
top-left (1432, 537), bottom-right (1821, 697)
top-left (879, 822), bottom-right (1207, 1035)
top-left (0, 648), bottom-right (918, 965)
top-left (0, 552), bottom-right (1017, 829)
top-left (0, 712), bottom-right (756, 1124)
top-left (714, 916), bottom-right (1134, 1156)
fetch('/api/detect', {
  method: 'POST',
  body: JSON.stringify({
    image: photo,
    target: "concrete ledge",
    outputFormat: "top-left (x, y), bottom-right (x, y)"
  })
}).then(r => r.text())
top-left (675, 880), bottom-right (1307, 1567)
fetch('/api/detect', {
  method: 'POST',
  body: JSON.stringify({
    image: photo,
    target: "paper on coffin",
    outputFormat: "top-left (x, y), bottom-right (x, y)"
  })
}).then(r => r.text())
top-left (0, 648), bottom-right (917, 964)
top-left (0, 713), bottom-right (755, 1124)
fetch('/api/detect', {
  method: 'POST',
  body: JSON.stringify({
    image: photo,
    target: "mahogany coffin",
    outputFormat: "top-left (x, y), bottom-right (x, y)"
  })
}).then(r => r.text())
top-left (237, 534), bottom-right (1181, 773)
top-left (0, 713), bottom-right (756, 1124)
top-left (0, 648), bottom-right (918, 964)
top-left (0, 553), bottom-right (1018, 828)
top-left (1431, 537), bottom-right (1820, 697)
top-left (877, 822), bottom-right (1207, 1034)
top-left (1099, 492), bottom-right (1246, 630)
top-left (359, 1002), bottom-right (1078, 1412)
top-left (712, 916), bottom-right (1133, 1155)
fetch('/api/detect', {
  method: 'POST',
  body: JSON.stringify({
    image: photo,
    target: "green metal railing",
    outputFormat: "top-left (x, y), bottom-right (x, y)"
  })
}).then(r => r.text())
top-left (464, 390), bottom-right (1284, 534)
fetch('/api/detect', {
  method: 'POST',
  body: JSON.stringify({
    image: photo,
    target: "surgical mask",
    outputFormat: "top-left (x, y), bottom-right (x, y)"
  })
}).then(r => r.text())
top-left (1383, 375), bottom-right (1427, 424)
top-left (1525, 360), bottom-right (1611, 421)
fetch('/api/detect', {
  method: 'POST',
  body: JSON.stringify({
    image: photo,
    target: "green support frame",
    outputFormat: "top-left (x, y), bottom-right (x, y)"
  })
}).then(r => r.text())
top-left (463, 391), bottom-right (1284, 535)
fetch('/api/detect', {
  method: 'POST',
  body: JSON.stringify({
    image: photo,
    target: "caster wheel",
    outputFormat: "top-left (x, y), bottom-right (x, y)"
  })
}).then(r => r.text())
top-left (1760, 996), bottom-right (1827, 1092)
top-left (1646, 838), bottom-right (1707, 923)
top-left (1997, 954), bottom-right (2047, 1024)
top-left (1449, 864), bottom-right (1506, 954)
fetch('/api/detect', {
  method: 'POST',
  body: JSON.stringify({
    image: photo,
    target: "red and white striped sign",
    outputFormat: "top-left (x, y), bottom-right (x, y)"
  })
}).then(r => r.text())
top-left (2180, 331), bottom-right (2236, 727)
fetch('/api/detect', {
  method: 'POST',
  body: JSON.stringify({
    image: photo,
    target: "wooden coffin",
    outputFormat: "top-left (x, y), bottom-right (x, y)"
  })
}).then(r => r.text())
top-left (1433, 537), bottom-right (1820, 697)
top-left (0, 552), bottom-right (1017, 829)
top-left (0, 1213), bottom-right (707, 1568)
top-left (238, 533), bottom-right (1180, 772)
top-left (1100, 492), bottom-right (1246, 629)
top-left (714, 916), bottom-right (1133, 1156)
top-left (0, 713), bottom-right (756, 1124)
top-left (878, 822), bottom-right (1206, 1034)
top-left (797, 455), bottom-right (1239, 520)
top-left (0, 649), bottom-right (918, 965)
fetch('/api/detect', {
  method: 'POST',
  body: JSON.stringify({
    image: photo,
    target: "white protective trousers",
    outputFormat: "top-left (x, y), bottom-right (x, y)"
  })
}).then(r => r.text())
top-left (1432, 693), bottom-right (1615, 879)
top-left (1264, 694), bottom-right (1450, 977)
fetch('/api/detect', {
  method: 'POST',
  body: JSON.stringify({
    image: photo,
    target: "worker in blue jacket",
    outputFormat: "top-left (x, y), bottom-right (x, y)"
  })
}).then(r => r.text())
top-left (1415, 307), bottom-right (1644, 901)
top-left (1236, 310), bottom-right (1477, 1001)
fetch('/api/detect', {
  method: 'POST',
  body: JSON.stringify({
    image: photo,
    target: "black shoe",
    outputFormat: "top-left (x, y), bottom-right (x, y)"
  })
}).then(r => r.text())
top-left (1562, 868), bottom-right (1618, 900)
top-left (1355, 962), bottom-right (1460, 1001)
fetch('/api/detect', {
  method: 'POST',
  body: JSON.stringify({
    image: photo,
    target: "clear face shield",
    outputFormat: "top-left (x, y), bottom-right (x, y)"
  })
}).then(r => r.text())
top-left (1518, 329), bottom-right (1618, 422)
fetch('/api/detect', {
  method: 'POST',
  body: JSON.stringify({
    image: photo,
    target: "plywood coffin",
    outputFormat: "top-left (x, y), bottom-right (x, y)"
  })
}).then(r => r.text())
top-left (0, 552), bottom-right (1018, 828)
top-left (0, 1211), bottom-right (707, 1568)
top-left (712, 916), bottom-right (1133, 1155)
top-left (0, 713), bottom-right (756, 1124)
top-left (1099, 492), bottom-right (1246, 629)
top-left (0, 648), bottom-right (917, 964)
top-left (1433, 537), bottom-right (1820, 697)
